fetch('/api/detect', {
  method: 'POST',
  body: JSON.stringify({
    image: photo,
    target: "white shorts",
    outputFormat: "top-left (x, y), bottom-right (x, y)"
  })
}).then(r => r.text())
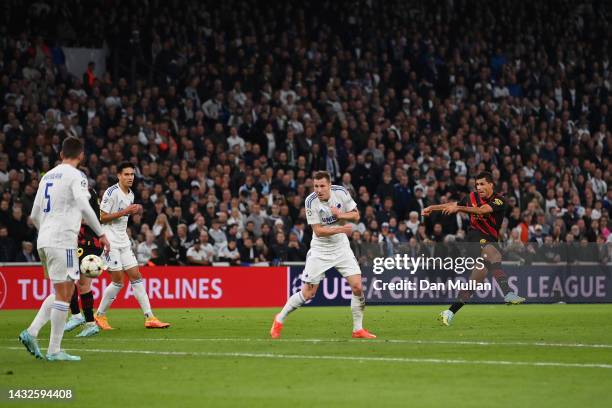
top-left (103, 246), bottom-right (138, 271)
top-left (301, 248), bottom-right (361, 284)
top-left (38, 247), bottom-right (80, 283)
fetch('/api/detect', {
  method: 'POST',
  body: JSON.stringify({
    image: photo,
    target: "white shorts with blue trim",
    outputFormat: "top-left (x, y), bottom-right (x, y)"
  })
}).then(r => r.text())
top-left (103, 246), bottom-right (138, 271)
top-left (301, 248), bottom-right (361, 284)
top-left (38, 247), bottom-right (80, 283)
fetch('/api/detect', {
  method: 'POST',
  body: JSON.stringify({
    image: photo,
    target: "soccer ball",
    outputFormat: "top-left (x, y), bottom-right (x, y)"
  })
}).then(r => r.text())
top-left (80, 254), bottom-right (106, 278)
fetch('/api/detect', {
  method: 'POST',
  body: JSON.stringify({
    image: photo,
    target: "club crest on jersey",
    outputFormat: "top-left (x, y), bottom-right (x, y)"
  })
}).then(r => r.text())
top-left (494, 198), bottom-right (503, 205)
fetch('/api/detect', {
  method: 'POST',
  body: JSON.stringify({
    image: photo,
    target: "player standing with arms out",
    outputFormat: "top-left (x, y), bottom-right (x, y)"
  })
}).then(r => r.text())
top-left (94, 162), bottom-right (170, 329)
top-left (270, 171), bottom-right (376, 339)
top-left (19, 137), bottom-right (110, 361)
top-left (422, 171), bottom-right (525, 326)
top-left (64, 188), bottom-right (104, 337)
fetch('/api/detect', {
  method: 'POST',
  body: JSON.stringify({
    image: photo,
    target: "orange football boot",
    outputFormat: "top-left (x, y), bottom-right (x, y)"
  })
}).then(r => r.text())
top-left (94, 313), bottom-right (113, 330)
top-left (145, 316), bottom-right (170, 329)
top-left (270, 315), bottom-right (283, 339)
top-left (352, 328), bottom-right (377, 339)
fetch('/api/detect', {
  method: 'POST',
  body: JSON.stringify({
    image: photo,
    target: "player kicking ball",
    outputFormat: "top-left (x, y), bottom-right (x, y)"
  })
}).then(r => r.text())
top-left (64, 188), bottom-right (104, 337)
top-left (94, 162), bottom-right (169, 330)
top-left (422, 171), bottom-right (525, 326)
top-left (19, 137), bottom-right (110, 361)
top-left (270, 171), bottom-right (376, 339)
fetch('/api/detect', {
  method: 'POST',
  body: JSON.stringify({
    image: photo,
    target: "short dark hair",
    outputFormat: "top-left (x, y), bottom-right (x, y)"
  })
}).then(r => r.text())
top-left (476, 171), bottom-right (494, 184)
top-left (117, 161), bottom-right (135, 174)
top-left (61, 137), bottom-right (84, 159)
top-left (314, 171), bottom-right (331, 183)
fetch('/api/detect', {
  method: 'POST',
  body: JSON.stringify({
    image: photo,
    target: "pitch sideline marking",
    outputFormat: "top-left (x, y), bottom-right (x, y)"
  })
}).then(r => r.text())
top-left (3, 337), bottom-right (610, 349)
top-left (3, 346), bottom-right (612, 369)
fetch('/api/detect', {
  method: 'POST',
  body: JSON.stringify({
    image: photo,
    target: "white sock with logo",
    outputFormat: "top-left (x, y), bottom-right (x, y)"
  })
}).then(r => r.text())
top-left (351, 294), bottom-right (366, 331)
top-left (48, 301), bottom-right (70, 354)
top-left (130, 279), bottom-right (153, 318)
top-left (277, 292), bottom-right (306, 323)
top-left (97, 281), bottom-right (123, 316)
top-left (27, 294), bottom-right (56, 337)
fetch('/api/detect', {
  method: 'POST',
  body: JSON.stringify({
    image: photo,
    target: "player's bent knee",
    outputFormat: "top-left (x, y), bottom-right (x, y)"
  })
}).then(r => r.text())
top-left (125, 266), bottom-right (141, 280)
top-left (301, 283), bottom-right (318, 300)
top-left (78, 278), bottom-right (92, 293)
top-left (351, 283), bottom-right (363, 296)
top-left (482, 246), bottom-right (501, 263)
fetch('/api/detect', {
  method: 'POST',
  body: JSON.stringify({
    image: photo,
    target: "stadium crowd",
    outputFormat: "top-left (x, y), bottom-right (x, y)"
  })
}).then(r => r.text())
top-left (0, 0), bottom-right (610, 266)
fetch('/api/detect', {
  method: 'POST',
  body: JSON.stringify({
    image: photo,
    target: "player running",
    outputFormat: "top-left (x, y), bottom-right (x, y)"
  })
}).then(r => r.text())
top-left (64, 188), bottom-right (104, 337)
top-left (270, 171), bottom-right (376, 339)
top-left (422, 171), bottom-right (525, 326)
top-left (19, 137), bottom-right (110, 361)
top-left (94, 162), bottom-right (170, 330)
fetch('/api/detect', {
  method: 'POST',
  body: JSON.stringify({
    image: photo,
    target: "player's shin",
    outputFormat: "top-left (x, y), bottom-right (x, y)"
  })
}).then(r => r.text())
top-left (277, 291), bottom-right (306, 323)
top-left (27, 294), bottom-right (56, 337)
top-left (130, 278), bottom-right (153, 318)
top-left (351, 292), bottom-right (366, 331)
top-left (489, 262), bottom-right (511, 295)
top-left (80, 291), bottom-right (95, 322)
top-left (97, 281), bottom-right (123, 315)
top-left (69, 286), bottom-right (81, 317)
top-left (48, 300), bottom-right (70, 354)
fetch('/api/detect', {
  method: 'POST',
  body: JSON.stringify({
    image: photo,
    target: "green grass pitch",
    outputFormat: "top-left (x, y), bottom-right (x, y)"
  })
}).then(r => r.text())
top-left (1, 305), bottom-right (611, 407)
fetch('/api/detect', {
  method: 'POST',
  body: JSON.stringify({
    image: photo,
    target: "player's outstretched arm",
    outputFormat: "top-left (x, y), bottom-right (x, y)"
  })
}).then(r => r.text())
top-left (446, 203), bottom-right (493, 216)
top-left (330, 207), bottom-right (360, 223)
top-left (422, 203), bottom-right (452, 216)
top-left (312, 223), bottom-right (353, 237)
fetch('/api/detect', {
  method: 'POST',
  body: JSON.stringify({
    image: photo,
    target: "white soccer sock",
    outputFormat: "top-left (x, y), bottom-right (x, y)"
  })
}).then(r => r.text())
top-left (277, 291), bottom-right (306, 323)
top-left (27, 294), bottom-right (56, 337)
top-left (48, 301), bottom-right (69, 354)
top-left (351, 294), bottom-right (366, 331)
top-left (97, 281), bottom-right (123, 316)
top-left (130, 279), bottom-right (152, 318)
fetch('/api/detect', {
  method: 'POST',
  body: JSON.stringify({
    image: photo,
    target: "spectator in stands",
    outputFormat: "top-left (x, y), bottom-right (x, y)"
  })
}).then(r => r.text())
top-left (218, 240), bottom-right (240, 265)
top-left (186, 238), bottom-right (210, 266)
top-left (15, 241), bottom-right (37, 262)
top-left (0, 225), bottom-right (17, 262)
top-left (137, 231), bottom-right (158, 265)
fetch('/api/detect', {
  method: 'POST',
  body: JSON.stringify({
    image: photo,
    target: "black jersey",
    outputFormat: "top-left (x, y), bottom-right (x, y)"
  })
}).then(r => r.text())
top-left (458, 191), bottom-right (507, 241)
top-left (78, 188), bottom-right (102, 259)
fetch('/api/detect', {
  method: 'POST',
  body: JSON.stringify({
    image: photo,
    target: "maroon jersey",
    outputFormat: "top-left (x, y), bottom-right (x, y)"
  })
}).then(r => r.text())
top-left (458, 192), bottom-right (507, 240)
top-left (78, 188), bottom-right (102, 258)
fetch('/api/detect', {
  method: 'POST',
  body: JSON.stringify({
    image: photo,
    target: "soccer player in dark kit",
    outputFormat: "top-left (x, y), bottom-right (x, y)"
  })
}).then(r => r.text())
top-left (64, 187), bottom-right (105, 337)
top-left (422, 172), bottom-right (525, 326)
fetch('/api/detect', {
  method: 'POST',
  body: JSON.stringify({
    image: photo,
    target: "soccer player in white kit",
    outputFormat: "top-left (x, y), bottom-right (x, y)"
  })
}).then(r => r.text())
top-left (94, 162), bottom-right (170, 329)
top-left (270, 171), bottom-right (376, 339)
top-left (19, 137), bottom-right (110, 361)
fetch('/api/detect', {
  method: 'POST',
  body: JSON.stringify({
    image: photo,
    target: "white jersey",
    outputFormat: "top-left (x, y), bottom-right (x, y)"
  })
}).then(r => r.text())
top-left (33, 163), bottom-right (91, 249)
top-left (100, 184), bottom-right (134, 248)
top-left (305, 185), bottom-right (357, 254)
